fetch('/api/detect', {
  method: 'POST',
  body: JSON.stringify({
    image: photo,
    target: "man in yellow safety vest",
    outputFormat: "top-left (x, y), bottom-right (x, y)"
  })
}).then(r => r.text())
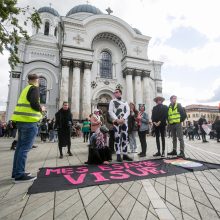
top-left (167, 95), bottom-right (187, 158)
top-left (11, 74), bottom-right (46, 183)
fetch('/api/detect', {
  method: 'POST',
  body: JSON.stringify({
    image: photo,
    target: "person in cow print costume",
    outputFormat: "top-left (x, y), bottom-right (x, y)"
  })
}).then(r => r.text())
top-left (108, 88), bottom-right (133, 162)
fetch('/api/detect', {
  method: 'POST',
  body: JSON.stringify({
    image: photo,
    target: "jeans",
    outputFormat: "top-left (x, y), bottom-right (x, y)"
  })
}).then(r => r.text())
top-left (12, 122), bottom-right (38, 178)
top-left (49, 130), bottom-right (55, 141)
top-left (129, 131), bottom-right (137, 152)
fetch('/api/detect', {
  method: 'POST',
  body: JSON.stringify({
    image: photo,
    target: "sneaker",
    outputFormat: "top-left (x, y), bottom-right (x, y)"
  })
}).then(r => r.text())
top-left (11, 172), bottom-right (32, 179)
top-left (178, 151), bottom-right (185, 158)
top-left (14, 175), bottom-right (37, 183)
top-left (138, 152), bottom-right (143, 156)
top-left (167, 150), bottom-right (177, 156)
top-left (153, 152), bottom-right (161, 157)
top-left (117, 154), bottom-right (122, 162)
top-left (68, 151), bottom-right (73, 156)
top-left (138, 153), bottom-right (146, 157)
top-left (59, 155), bottom-right (63, 159)
top-left (123, 154), bottom-right (133, 161)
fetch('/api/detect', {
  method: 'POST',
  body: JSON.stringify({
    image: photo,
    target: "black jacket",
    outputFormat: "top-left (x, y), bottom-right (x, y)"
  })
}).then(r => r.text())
top-left (152, 104), bottom-right (168, 126)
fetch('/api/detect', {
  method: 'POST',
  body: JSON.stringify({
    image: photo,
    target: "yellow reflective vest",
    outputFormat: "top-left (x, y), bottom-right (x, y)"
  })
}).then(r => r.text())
top-left (11, 85), bottom-right (42, 122)
top-left (168, 103), bottom-right (181, 124)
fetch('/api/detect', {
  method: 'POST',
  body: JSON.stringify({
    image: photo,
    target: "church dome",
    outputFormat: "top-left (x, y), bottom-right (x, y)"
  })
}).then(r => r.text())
top-left (38, 7), bottom-right (60, 17)
top-left (66, 4), bottom-right (103, 16)
top-left (133, 28), bottom-right (142, 35)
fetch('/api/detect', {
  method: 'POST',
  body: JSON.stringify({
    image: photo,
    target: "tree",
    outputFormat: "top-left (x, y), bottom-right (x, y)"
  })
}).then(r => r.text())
top-left (0, 0), bottom-right (41, 70)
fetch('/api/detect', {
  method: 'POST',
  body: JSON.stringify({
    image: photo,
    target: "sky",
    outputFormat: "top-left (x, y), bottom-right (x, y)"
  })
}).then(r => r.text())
top-left (0, 0), bottom-right (220, 110)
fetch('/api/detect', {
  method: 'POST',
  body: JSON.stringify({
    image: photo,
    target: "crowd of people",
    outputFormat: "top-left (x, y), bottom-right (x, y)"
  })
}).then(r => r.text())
top-left (3, 73), bottom-right (220, 183)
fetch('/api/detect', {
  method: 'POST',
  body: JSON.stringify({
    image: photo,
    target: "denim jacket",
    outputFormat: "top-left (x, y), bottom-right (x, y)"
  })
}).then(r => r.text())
top-left (139, 112), bottom-right (149, 132)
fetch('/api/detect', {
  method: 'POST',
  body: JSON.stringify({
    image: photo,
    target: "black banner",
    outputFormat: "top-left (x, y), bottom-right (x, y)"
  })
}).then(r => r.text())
top-left (28, 158), bottom-right (220, 194)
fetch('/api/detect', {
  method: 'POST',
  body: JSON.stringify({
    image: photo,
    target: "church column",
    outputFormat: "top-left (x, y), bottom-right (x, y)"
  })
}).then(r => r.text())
top-left (134, 70), bottom-right (143, 107)
top-left (82, 62), bottom-right (93, 119)
top-left (59, 59), bottom-right (70, 107)
top-left (71, 60), bottom-right (82, 120)
top-left (143, 71), bottom-right (151, 116)
top-left (124, 68), bottom-right (134, 103)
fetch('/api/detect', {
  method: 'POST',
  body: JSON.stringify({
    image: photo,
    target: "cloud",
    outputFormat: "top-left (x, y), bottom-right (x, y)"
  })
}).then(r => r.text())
top-left (165, 26), bottom-right (208, 50)
top-left (198, 78), bottom-right (220, 103)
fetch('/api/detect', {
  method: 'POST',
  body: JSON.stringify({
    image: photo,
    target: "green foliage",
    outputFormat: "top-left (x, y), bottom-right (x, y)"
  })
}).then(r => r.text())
top-left (0, 0), bottom-right (41, 69)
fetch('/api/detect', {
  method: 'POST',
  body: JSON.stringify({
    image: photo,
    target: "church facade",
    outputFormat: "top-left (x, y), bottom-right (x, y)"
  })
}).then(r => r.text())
top-left (6, 4), bottom-right (163, 121)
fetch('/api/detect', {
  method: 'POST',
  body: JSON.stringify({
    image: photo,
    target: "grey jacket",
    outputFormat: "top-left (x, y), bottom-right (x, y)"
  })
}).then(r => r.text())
top-left (139, 112), bottom-right (149, 132)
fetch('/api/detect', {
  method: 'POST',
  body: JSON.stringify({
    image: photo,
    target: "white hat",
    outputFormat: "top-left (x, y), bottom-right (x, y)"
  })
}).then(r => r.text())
top-left (94, 109), bottom-right (99, 112)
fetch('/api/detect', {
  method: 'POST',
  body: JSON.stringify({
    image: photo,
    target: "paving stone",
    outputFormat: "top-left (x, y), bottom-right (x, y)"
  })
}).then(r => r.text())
top-left (187, 178), bottom-right (203, 191)
top-left (55, 200), bottom-right (84, 220)
top-left (196, 202), bottom-right (220, 220)
top-left (54, 192), bottom-right (80, 217)
top-left (155, 177), bottom-right (166, 185)
top-left (81, 186), bottom-right (102, 206)
top-left (117, 193), bottom-right (136, 219)
top-left (37, 209), bottom-right (54, 220)
top-left (148, 203), bottom-right (159, 217)
top-left (22, 192), bottom-right (54, 216)
top-left (92, 201), bottom-right (115, 220)
top-left (137, 187), bottom-right (150, 209)
top-left (0, 196), bottom-right (28, 219)
top-left (146, 210), bottom-right (159, 220)
top-left (1, 208), bottom-right (23, 220)
top-left (190, 187), bottom-right (212, 208)
top-left (177, 181), bottom-right (193, 198)
top-left (73, 210), bottom-right (88, 220)
top-left (155, 208), bottom-right (175, 220)
top-left (86, 193), bottom-right (108, 219)
top-left (179, 194), bottom-right (201, 220)
top-left (55, 189), bottom-right (78, 205)
top-left (109, 186), bottom-right (127, 207)
top-left (165, 187), bottom-right (181, 209)
top-left (176, 174), bottom-right (188, 185)
top-left (79, 186), bottom-right (97, 197)
top-left (20, 199), bottom-right (54, 220)
top-left (199, 181), bottom-right (220, 198)
top-left (166, 201), bottom-right (183, 220)
top-left (128, 181), bottom-right (142, 199)
top-left (207, 194), bottom-right (220, 212)
top-left (109, 211), bottom-right (123, 220)
top-left (182, 212), bottom-right (198, 220)
top-left (104, 184), bottom-right (119, 198)
top-left (166, 178), bottom-right (178, 191)
top-left (128, 201), bottom-right (147, 220)
top-left (154, 181), bottom-right (165, 199)
top-left (119, 181), bottom-right (133, 191)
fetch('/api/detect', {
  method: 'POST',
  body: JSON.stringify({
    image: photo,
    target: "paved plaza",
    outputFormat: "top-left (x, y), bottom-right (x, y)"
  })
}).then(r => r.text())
top-left (0, 136), bottom-right (220, 220)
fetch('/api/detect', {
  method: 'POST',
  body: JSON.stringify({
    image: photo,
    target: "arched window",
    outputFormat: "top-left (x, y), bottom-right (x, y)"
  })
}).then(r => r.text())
top-left (100, 51), bottom-right (112, 79)
top-left (54, 27), bottom-right (57, 37)
top-left (44, 21), bottom-right (50, 36)
top-left (39, 77), bottom-right (47, 104)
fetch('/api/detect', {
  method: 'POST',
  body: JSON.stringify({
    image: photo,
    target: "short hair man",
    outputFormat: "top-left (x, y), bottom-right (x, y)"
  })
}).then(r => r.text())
top-left (167, 95), bottom-right (187, 158)
top-left (108, 88), bottom-right (132, 162)
top-left (11, 74), bottom-right (46, 183)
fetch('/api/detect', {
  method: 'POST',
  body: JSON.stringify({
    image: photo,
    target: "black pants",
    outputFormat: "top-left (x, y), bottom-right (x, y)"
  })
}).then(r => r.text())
top-left (109, 129), bottom-right (115, 153)
top-left (138, 130), bottom-right (147, 154)
top-left (155, 126), bottom-right (165, 153)
top-left (59, 145), bottom-right (71, 156)
top-left (216, 131), bottom-right (220, 142)
top-left (83, 132), bottom-right (89, 142)
top-left (201, 130), bottom-right (207, 141)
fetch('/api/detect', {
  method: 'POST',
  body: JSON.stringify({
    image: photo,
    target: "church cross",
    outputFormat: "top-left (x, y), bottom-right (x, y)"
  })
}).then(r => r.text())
top-left (106, 7), bottom-right (113, 15)
top-left (134, 46), bottom-right (142, 55)
top-left (49, 3), bottom-right (52, 8)
top-left (86, 0), bottom-right (90, 4)
top-left (73, 34), bottom-right (84, 44)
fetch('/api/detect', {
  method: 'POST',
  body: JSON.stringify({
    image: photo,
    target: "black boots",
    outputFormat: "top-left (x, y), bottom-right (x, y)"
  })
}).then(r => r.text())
top-left (167, 150), bottom-right (177, 156)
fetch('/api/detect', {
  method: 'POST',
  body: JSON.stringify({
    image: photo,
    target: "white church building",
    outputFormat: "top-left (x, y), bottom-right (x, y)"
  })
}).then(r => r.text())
top-left (6, 4), bottom-right (163, 121)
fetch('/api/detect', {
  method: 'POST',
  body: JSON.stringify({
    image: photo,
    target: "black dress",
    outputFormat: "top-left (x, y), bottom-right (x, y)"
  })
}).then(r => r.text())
top-left (55, 108), bottom-right (73, 148)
